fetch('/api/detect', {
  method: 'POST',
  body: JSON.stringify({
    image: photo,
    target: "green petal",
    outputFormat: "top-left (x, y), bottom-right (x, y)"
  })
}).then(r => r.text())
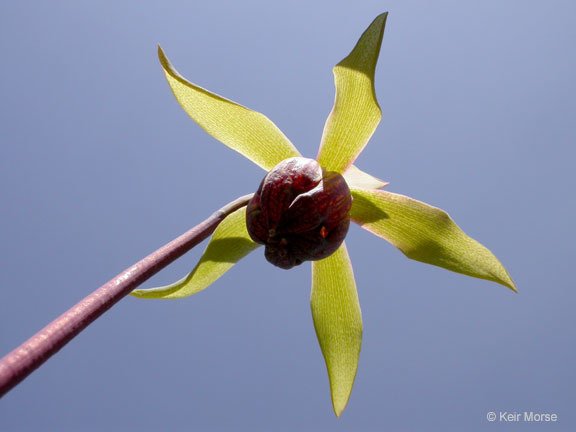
top-left (158, 46), bottom-right (301, 171)
top-left (343, 164), bottom-right (388, 190)
top-left (131, 207), bottom-right (260, 299)
top-left (311, 242), bottom-right (362, 417)
top-left (316, 13), bottom-right (388, 173)
top-left (350, 188), bottom-right (516, 291)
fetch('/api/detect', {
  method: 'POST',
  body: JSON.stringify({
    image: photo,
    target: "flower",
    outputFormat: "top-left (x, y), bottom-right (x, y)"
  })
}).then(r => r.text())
top-left (132, 13), bottom-right (515, 417)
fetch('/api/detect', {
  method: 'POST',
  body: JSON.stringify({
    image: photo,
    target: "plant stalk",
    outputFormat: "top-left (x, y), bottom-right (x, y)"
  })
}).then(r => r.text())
top-left (0, 193), bottom-right (253, 399)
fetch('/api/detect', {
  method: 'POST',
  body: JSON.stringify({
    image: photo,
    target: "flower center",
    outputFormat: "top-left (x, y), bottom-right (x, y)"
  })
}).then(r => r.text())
top-left (246, 157), bottom-right (352, 269)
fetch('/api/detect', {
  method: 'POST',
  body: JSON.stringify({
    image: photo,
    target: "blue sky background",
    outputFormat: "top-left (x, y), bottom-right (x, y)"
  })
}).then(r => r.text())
top-left (1, 1), bottom-right (575, 431)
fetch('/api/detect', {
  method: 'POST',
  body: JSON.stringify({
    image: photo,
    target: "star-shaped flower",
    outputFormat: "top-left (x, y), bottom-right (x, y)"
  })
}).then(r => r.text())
top-left (132, 13), bottom-right (515, 416)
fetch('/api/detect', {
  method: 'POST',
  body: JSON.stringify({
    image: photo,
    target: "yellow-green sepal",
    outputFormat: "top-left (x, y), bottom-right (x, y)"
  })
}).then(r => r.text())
top-left (131, 207), bottom-right (260, 299)
top-left (311, 242), bottom-right (362, 417)
top-left (350, 188), bottom-right (516, 291)
top-left (343, 165), bottom-right (388, 190)
top-left (158, 46), bottom-right (301, 171)
top-left (316, 13), bottom-right (387, 173)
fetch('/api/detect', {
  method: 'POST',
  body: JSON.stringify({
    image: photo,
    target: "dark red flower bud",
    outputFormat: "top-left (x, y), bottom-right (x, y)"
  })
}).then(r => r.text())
top-left (246, 157), bottom-right (352, 269)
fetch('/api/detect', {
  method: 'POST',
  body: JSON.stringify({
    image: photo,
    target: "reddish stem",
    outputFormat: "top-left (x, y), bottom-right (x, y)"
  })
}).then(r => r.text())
top-left (0, 194), bottom-right (253, 399)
